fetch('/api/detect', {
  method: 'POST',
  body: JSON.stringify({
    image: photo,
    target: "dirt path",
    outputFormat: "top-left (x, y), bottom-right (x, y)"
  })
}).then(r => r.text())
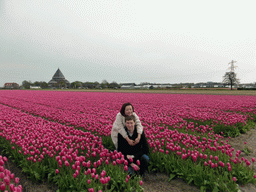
top-left (227, 128), bottom-right (256, 192)
top-left (2, 155), bottom-right (58, 192)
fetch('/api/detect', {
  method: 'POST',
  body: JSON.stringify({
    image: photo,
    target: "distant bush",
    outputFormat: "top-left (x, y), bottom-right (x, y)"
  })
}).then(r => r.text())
top-left (237, 88), bottom-right (256, 90)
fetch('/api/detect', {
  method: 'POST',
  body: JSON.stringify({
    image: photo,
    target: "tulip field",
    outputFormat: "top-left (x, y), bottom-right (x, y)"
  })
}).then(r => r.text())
top-left (1, 90), bottom-right (256, 191)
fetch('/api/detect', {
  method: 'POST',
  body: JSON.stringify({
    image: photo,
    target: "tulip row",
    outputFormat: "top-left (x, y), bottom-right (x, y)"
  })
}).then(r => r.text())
top-left (0, 156), bottom-right (22, 192)
top-left (1, 90), bottom-right (256, 191)
top-left (0, 91), bottom-right (255, 138)
top-left (0, 104), bottom-right (143, 191)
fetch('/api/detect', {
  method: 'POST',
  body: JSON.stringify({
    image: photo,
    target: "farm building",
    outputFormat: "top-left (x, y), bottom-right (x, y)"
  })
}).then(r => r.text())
top-left (4, 82), bottom-right (19, 89)
top-left (30, 86), bottom-right (41, 89)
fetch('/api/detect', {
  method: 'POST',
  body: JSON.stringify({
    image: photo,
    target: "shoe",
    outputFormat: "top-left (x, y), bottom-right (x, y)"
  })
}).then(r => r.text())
top-left (142, 172), bottom-right (149, 181)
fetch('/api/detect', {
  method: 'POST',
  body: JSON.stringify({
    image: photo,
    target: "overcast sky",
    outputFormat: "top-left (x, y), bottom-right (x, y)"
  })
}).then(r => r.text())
top-left (0, 0), bottom-right (256, 87)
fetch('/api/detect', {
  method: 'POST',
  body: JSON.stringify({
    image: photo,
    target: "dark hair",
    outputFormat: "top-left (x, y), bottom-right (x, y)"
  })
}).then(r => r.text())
top-left (125, 115), bottom-right (136, 122)
top-left (120, 102), bottom-right (134, 116)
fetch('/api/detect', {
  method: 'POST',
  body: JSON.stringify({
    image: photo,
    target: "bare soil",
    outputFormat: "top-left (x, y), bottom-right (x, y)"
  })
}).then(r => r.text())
top-left (2, 154), bottom-right (58, 192)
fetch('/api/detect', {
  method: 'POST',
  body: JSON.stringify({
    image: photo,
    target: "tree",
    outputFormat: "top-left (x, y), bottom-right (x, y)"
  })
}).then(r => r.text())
top-left (57, 80), bottom-right (66, 89)
top-left (109, 81), bottom-right (120, 89)
top-left (70, 81), bottom-right (82, 89)
top-left (22, 80), bottom-right (31, 89)
top-left (33, 81), bottom-right (48, 89)
top-left (223, 72), bottom-right (239, 90)
top-left (40, 81), bottom-right (48, 89)
top-left (33, 81), bottom-right (41, 86)
top-left (83, 82), bottom-right (93, 89)
top-left (101, 80), bottom-right (109, 89)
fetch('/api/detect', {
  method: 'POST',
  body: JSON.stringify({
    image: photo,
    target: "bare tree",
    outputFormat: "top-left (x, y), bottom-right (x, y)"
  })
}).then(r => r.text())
top-left (223, 72), bottom-right (239, 90)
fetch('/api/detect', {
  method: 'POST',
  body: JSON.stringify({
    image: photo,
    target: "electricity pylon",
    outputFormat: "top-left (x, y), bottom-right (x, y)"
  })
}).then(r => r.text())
top-left (228, 60), bottom-right (237, 72)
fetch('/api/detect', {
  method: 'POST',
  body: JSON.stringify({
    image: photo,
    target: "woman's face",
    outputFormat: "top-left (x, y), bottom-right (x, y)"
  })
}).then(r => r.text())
top-left (124, 105), bottom-right (133, 116)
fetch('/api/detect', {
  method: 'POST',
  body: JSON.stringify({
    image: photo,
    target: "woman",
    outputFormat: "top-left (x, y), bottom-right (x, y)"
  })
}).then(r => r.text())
top-left (111, 102), bottom-right (143, 149)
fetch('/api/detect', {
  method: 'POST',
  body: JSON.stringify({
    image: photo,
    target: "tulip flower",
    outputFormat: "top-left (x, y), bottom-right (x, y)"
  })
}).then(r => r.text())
top-left (64, 161), bottom-right (69, 167)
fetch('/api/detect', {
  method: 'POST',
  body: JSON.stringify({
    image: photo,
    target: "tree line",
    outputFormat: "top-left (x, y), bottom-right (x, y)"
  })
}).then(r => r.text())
top-left (20, 71), bottom-right (240, 90)
top-left (21, 80), bottom-right (120, 89)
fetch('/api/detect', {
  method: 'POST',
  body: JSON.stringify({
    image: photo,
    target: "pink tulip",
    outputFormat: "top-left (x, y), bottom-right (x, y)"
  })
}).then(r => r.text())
top-left (15, 177), bottom-right (20, 184)
top-left (101, 170), bottom-right (106, 178)
top-left (0, 183), bottom-right (5, 191)
top-left (64, 161), bottom-right (69, 167)
top-left (100, 177), bottom-right (105, 184)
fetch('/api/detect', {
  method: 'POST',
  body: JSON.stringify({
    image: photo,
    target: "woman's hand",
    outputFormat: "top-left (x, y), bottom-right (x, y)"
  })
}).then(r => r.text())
top-left (127, 138), bottom-right (135, 146)
top-left (131, 163), bottom-right (140, 171)
top-left (134, 134), bottom-right (141, 145)
top-left (127, 155), bottom-right (133, 159)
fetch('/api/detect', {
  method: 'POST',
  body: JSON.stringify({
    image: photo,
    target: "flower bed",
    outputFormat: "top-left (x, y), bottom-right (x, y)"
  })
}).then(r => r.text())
top-left (0, 90), bottom-right (256, 191)
top-left (0, 156), bottom-right (22, 192)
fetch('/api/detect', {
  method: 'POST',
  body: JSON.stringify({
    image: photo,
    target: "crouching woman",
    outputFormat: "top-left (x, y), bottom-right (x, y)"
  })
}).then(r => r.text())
top-left (118, 115), bottom-right (149, 176)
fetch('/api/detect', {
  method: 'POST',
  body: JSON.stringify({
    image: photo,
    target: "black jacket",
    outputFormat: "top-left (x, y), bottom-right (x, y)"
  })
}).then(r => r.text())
top-left (118, 126), bottom-right (149, 164)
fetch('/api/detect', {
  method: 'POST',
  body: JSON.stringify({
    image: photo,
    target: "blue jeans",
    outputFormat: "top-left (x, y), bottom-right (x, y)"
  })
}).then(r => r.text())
top-left (128, 154), bottom-right (150, 175)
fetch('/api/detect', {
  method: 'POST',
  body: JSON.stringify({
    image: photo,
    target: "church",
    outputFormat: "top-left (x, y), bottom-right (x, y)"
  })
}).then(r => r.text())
top-left (48, 68), bottom-right (70, 88)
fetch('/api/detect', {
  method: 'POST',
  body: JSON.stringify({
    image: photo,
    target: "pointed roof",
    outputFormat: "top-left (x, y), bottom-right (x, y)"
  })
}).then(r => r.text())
top-left (52, 68), bottom-right (65, 80)
top-left (48, 68), bottom-right (70, 85)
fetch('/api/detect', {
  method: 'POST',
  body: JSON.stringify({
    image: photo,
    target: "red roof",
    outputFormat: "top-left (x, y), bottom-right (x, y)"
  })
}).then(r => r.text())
top-left (4, 83), bottom-right (19, 86)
